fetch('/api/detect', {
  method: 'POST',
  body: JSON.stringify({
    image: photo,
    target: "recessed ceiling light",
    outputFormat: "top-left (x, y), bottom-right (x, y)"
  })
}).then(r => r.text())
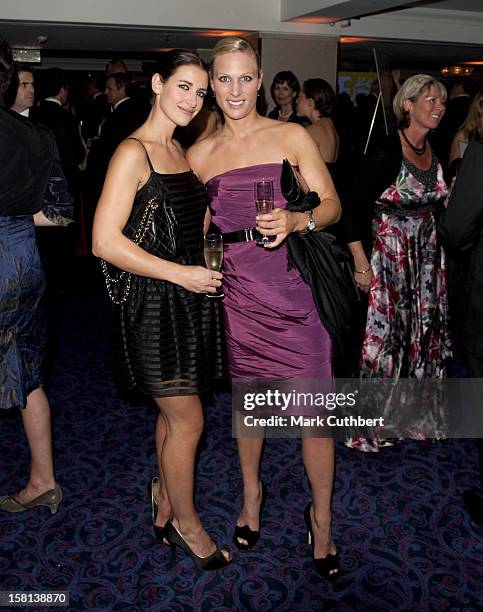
top-left (441, 65), bottom-right (473, 77)
top-left (12, 48), bottom-right (41, 63)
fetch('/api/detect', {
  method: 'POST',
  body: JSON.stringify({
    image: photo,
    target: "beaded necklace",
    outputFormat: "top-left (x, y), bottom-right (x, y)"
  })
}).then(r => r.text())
top-left (401, 129), bottom-right (426, 156)
top-left (278, 109), bottom-right (292, 121)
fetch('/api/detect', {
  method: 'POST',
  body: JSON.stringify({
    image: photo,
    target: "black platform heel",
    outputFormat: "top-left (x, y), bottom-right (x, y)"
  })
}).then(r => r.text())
top-left (164, 520), bottom-right (231, 571)
top-left (304, 504), bottom-right (340, 581)
top-left (149, 477), bottom-right (169, 544)
top-left (234, 481), bottom-right (266, 551)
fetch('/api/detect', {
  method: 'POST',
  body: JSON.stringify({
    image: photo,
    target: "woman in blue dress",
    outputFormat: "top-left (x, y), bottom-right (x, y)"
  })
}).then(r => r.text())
top-left (0, 36), bottom-right (72, 515)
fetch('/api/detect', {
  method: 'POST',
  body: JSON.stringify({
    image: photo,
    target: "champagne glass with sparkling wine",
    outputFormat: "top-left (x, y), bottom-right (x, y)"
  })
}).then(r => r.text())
top-left (204, 233), bottom-right (224, 298)
top-left (255, 179), bottom-right (276, 245)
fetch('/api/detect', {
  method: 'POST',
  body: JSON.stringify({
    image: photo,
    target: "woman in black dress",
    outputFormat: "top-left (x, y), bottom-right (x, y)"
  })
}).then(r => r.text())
top-left (92, 50), bottom-right (230, 571)
top-left (267, 70), bottom-right (308, 125)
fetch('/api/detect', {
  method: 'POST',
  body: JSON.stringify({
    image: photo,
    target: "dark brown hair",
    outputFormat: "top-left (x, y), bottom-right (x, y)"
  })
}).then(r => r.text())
top-left (156, 49), bottom-right (207, 81)
top-left (270, 70), bottom-right (300, 110)
top-left (303, 78), bottom-right (336, 118)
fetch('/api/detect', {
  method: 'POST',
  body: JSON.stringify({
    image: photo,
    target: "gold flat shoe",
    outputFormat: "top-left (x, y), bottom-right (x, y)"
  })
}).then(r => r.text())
top-left (0, 484), bottom-right (62, 514)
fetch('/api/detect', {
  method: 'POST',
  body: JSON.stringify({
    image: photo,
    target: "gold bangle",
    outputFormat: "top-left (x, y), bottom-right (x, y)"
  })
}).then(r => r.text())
top-left (355, 267), bottom-right (371, 274)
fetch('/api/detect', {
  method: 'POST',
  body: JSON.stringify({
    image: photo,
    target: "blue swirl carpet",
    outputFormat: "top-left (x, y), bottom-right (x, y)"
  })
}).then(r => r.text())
top-left (0, 277), bottom-right (482, 611)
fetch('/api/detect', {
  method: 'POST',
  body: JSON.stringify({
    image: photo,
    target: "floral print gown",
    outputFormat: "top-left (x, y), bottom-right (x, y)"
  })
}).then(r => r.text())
top-left (361, 154), bottom-right (451, 379)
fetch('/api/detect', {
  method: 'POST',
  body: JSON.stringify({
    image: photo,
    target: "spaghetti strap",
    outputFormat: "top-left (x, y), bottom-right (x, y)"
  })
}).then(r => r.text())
top-left (127, 137), bottom-right (155, 173)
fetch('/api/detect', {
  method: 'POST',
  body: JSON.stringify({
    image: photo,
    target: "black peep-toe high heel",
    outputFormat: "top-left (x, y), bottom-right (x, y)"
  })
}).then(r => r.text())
top-left (149, 477), bottom-right (169, 544)
top-left (164, 520), bottom-right (231, 571)
top-left (234, 482), bottom-right (266, 551)
top-left (304, 504), bottom-right (340, 581)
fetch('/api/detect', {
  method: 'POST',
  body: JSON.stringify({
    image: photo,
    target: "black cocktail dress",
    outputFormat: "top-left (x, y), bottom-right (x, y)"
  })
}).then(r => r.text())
top-left (111, 144), bottom-right (225, 397)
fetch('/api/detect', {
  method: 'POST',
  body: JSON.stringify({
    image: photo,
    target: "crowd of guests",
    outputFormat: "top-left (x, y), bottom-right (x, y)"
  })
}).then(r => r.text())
top-left (1, 32), bottom-right (482, 585)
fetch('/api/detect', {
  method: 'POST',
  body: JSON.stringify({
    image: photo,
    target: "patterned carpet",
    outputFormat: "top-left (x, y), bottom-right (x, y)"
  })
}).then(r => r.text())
top-left (0, 265), bottom-right (482, 611)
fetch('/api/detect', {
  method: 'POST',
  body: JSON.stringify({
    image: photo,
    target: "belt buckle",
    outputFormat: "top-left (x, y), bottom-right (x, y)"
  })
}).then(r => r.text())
top-left (244, 227), bottom-right (254, 242)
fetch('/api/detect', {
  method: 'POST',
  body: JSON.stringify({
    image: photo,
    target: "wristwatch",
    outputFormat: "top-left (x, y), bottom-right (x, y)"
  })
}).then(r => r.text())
top-left (305, 210), bottom-right (316, 232)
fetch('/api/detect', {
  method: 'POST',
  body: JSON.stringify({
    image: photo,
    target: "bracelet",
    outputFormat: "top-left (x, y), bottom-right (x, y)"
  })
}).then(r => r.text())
top-left (355, 266), bottom-right (371, 274)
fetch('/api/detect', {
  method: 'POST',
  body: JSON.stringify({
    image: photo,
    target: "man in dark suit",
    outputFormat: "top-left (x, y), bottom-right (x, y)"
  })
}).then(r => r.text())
top-left (85, 71), bottom-right (148, 205)
top-left (101, 71), bottom-right (148, 163)
top-left (83, 75), bottom-right (109, 140)
top-left (35, 69), bottom-right (85, 298)
top-left (439, 137), bottom-right (483, 525)
top-left (35, 68), bottom-right (85, 197)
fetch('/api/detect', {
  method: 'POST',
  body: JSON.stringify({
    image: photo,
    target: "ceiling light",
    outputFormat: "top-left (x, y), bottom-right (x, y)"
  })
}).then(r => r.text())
top-left (291, 17), bottom-right (337, 23)
top-left (198, 30), bottom-right (249, 38)
top-left (12, 48), bottom-right (41, 63)
top-left (340, 37), bottom-right (371, 44)
top-left (441, 65), bottom-right (473, 77)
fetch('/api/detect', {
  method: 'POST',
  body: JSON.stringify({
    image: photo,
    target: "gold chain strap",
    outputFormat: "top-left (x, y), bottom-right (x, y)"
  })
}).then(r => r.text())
top-left (101, 198), bottom-right (159, 304)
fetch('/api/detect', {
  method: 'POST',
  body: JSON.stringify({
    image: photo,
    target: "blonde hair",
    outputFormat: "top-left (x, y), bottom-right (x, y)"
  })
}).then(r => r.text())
top-left (460, 89), bottom-right (483, 141)
top-left (210, 37), bottom-right (261, 76)
top-left (393, 74), bottom-right (447, 128)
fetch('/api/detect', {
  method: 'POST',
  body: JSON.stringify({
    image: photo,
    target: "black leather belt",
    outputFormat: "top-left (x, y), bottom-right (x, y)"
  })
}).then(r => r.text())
top-left (222, 227), bottom-right (263, 244)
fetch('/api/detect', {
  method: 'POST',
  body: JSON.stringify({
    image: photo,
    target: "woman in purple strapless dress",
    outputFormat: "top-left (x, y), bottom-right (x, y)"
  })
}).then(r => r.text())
top-left (206, 163), bottom-right (330, 380)
top-left (188, 37), bottom-right (342, 580)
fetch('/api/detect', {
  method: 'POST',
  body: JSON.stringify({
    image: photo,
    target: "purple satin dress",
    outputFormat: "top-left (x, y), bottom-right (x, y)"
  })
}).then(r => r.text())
top-left (206, 163), bottom-right (332, 380)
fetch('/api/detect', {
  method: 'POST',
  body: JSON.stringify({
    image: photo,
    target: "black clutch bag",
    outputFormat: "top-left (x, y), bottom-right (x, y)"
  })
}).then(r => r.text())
top-left (281, 158), bottom-right (309, 204)
top-left (281, 158), bottom-right (320, 210)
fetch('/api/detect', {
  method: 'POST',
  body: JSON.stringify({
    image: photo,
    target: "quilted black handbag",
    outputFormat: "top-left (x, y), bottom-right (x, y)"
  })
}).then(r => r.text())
top-left (101, 175), bottom-right (184, 304)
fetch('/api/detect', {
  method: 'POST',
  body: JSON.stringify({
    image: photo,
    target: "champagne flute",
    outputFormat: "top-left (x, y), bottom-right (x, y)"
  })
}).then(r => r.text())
top-left (204, 233), bottom-right (224, 298)
top-left (255, 179), bottom-right (276, 245)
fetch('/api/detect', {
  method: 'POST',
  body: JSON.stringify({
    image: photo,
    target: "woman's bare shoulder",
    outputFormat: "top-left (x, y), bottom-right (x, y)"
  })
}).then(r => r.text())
top-left (309, 118), bottom-right (333, 134)
top-left (103, 137), bottom-right (156, 194)
top-left (275, 120), bottom-right (313, 147)
top-left (255, 118), bottom-right (306, 142)
top-left (110, 137), bottom-right (149, 169)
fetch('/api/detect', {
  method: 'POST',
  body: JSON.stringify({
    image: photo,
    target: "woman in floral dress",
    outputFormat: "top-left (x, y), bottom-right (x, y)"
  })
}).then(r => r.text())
top-left (345, 75), bottom-right (451, 450)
